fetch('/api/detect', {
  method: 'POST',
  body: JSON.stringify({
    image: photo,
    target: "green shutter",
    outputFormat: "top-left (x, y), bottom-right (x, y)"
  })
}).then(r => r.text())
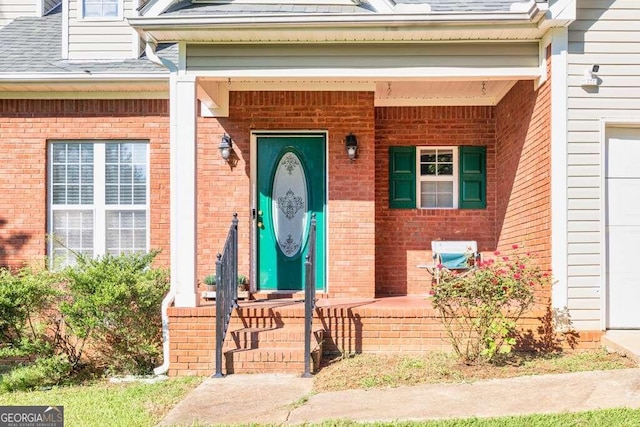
top-left (389, 146), bottom-right (416, 209)
top-left (459, 146), bottom-right (486, 209)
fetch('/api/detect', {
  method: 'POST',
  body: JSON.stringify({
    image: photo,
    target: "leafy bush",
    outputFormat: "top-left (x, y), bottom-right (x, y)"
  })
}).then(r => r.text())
top-left (0, 266), bottom-right (60, 360)
top-left (0, 355), bottom-right (72, 392)
top-left (431, 245), bottom-right (550, 364)
top-left (59, 250), bottom-right (169, 375)
top-left (0, 251), bottom-right (169, 391)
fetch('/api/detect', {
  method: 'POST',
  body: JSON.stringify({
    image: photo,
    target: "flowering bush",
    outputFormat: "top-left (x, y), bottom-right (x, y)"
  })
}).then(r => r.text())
top-left (431, 245), bottom-right (550, 364)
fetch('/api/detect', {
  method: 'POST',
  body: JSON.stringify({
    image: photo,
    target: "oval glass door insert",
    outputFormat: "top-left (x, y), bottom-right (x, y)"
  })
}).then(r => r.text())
top-left (272, 151), bottom-right (308, 258)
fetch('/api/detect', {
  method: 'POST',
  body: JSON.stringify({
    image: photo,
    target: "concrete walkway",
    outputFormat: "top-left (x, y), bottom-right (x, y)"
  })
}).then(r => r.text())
top-left (159, 368), bottom-right (640, 426)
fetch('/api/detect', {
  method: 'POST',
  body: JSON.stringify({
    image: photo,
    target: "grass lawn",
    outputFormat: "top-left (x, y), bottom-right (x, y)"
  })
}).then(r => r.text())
top-left (0, 376), bottom-right (202, 427)
top-left (311, 408), bottom-right (640, 427)
top-left (0, 349), bottom-right (635, 426)
top-left (313, 349), bottom-right (636, 392)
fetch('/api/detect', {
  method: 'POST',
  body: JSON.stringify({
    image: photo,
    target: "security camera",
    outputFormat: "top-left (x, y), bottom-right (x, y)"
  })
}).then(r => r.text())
top-left (591, 65), bottom-right (600, 73)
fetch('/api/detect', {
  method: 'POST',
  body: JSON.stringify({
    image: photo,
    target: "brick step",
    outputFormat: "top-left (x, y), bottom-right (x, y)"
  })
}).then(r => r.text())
top-left (224, 345), bottom-right (322, 374)
top-left (227, 327), bottom-right (324, 350)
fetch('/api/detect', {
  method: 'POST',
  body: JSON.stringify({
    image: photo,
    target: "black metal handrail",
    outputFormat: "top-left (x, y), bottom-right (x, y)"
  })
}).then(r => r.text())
top-left (213, 213), bottom-right (239, 378)
top-left (302, 213), bottom-right (317, 378)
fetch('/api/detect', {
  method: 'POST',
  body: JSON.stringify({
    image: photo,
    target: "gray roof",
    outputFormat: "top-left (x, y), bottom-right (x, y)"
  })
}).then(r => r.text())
top-left (0, 5), bottom-right (175, 75)
top-left (164, 2), bottom-right (375, 16)
top-left (163, 0), bottom-right (539, 16)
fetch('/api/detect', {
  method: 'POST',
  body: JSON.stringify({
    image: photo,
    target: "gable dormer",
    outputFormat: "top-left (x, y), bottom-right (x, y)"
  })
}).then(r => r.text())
top-left (63, 0), bottom-right (140, 60)
top-left (0, 0), bottom-right (59, 27)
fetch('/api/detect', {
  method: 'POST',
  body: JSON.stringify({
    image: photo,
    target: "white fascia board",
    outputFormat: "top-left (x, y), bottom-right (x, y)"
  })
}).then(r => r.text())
top-left (142, 0), bottom-right (178, 17)
top-left (0, 74), bottom-right (168, 82)
top-left (187, 67), bottom-right (541, 80)
top-left (129, 8), bottom-right (542, 29)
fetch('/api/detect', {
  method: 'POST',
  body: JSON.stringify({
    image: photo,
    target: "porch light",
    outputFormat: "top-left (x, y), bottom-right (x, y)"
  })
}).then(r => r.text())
top-left (219, 134), bottom-right (232, 161)
top-left (345, 133), bottom-right (358, 161)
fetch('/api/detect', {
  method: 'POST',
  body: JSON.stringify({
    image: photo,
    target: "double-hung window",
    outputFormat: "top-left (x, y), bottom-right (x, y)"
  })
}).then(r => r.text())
top-left (389, 145), bottom-right (486, 210)
top-left (49, 141), bottom-right (149, 268)
top-left (418, 147), bottom-right (458, 209)
top-left (82, 0), bottom-right (121, 19)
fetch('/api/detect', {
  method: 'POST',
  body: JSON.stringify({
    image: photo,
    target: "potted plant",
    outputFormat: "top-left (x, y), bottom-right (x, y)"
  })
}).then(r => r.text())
top-left (203, 274), bottom-right (216, 299)
top-left (237, 275), bottom-right (249, 299)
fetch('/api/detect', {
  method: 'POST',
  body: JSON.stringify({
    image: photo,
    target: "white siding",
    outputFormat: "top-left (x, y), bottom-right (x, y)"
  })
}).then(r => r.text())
top-left (567, 0), bottom-right (640, 330)
top-left (0, 0), bottom-right (36, 27)
top-left (66, 0), bottom-right (139, 60)
top-left (186, 42), bottom-right (539, 74)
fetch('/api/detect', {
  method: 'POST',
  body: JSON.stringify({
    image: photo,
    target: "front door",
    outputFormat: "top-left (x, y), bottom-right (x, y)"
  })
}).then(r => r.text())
top-left (256, 134), bottom-right (326, 291)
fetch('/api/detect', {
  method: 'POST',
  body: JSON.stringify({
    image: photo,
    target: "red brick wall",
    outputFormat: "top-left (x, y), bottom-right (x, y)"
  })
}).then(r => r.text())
top-left (196, 91), bottom-right (376, 298)
top-left (495, 49), bottom-right (552, 272)
top-left (0, 99), bottom-right (170, 268)
top-left (374, 107), bottom-right (497, 296)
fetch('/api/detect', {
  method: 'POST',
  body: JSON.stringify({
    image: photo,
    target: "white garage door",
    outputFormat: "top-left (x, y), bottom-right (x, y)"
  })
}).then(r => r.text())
top-left (607, 127), bottom-right (640, 329)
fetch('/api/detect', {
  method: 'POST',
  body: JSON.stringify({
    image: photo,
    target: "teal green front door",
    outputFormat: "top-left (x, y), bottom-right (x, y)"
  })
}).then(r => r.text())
top-left (257, 135), bottom-right (326, 291)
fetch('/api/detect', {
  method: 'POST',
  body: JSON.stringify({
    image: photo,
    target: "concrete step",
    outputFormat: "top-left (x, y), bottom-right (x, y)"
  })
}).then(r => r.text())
top-left (602, 330), bottom-right (640, 363)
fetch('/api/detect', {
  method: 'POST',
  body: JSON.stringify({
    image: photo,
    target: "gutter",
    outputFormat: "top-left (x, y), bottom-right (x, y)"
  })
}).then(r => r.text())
top-left (0, 74), bottom-right (168, 82)
top-left (129, 8), bottom-right (543, 30)
top-left (146, 39), bottom-right (178, 376)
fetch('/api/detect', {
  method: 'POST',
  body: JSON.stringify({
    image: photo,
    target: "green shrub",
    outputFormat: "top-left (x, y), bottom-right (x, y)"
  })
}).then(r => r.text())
top-left (0, 266), bottom-right (60, 360)
top-left (0, 355), bottom-right (72, 393)
top-left (431, 245), bottom-right (550, 364)
top-left (59, 250), bottom-right (169, 375)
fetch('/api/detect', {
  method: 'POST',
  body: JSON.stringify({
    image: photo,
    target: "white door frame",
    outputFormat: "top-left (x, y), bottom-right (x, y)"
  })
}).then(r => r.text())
top-left (249, 130), bottom-right (330, 293)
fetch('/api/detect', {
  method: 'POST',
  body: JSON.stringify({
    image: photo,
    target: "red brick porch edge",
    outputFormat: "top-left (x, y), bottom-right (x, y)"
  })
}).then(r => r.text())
top-left (166, 305), bottom-right (603, 377)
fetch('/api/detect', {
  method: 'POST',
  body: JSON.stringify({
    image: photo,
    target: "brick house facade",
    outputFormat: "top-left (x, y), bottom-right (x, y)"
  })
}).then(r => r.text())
top-left (1, 0), bottom-right (599, 376)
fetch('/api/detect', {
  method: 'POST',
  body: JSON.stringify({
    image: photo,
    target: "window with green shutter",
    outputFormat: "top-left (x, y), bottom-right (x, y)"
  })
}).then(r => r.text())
top-left (389, 146), bottom-right (416, 209)
top-left (459, 146), bottom-right (486, 209)
top-left (388, 145), bottom-right (486, 210)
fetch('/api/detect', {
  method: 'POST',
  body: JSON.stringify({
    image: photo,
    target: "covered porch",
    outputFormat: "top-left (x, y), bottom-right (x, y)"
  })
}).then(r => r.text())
top-left (129, 0), bottom-right (576, 375)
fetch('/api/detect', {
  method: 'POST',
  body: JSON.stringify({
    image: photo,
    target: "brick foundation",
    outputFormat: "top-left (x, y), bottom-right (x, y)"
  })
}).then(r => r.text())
top-left (167, 299), bottom-right (602, 377)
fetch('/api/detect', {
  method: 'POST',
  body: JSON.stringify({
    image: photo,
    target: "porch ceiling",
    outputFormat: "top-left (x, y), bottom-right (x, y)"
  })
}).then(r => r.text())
top-left (199, 78), bottom-right (521, 107)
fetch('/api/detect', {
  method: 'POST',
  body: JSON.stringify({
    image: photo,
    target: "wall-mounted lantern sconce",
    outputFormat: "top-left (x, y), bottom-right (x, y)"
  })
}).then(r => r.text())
top-left (219, 133), bottom-right (232, 161)
top-left (345, 133), bottom-right (358, 161)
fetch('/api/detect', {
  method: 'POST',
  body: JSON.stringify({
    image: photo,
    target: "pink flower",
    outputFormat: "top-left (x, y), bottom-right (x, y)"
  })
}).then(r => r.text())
top-left (429, 289), bottom-right (435, 295)
top-left (519, 264), bottom-right (526, 270)
top-left (514, 272), bottom-right (521, 280)
top-left (512, 244), bottom-right (519, 249)
top-left (437, 263), bottom-right (443, 269)
top-left (502, 256), bottom-right (509, 261)
top-left (494, 250), bottom-right (501, 256)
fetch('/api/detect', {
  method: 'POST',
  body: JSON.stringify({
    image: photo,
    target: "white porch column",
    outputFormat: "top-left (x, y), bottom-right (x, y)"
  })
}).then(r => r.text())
top-left (171, 75), bottom-right (198, 307)
top-left (550, 27), bottom-right (569, 311)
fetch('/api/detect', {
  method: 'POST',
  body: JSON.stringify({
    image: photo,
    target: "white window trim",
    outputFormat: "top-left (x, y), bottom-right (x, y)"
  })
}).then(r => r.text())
top-left (78, 0), bottom-right (124, 21)
top-left (48, 141), bottom-right (150, 267)
top-left (416, 146), bottom-right (459, 209)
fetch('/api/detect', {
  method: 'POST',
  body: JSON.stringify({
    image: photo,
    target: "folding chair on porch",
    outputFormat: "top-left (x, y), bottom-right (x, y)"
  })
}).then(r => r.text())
top-left (429, 240), bottom-right (481, 285)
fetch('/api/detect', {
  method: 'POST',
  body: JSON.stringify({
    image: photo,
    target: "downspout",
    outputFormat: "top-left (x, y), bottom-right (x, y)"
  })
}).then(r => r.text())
top-left (146, 40), bottom-right (178, 376)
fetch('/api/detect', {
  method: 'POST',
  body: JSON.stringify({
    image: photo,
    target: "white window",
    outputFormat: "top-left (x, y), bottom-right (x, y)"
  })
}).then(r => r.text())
top-left (81, 0), bottom-right (122, 19)
top-left (49, 141), bottom-right (149, 268)
top-left (418, 147), bottom-right (458, 209)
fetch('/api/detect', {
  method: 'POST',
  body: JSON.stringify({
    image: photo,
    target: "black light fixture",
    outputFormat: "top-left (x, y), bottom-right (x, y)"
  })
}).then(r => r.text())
top-left (345, 133), bottom-right (358, 160)
top-left (219, 133), bottom-right (232, 161)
